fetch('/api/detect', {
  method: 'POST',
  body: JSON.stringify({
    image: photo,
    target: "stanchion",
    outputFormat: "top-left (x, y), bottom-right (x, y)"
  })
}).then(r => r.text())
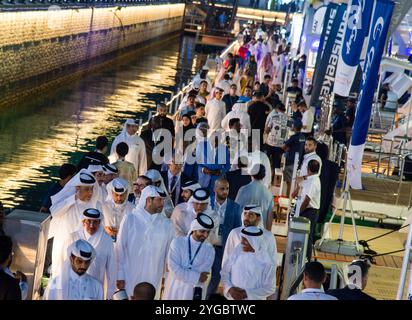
top-left (397, 222), bottom-right (412, 300)
top-left (315, 146), bottom-right (364, 256)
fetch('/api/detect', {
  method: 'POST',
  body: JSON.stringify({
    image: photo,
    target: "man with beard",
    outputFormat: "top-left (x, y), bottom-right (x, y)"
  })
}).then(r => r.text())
top-left (170, 181), bottom-right (201, 236)
top-left (163, 214), bottom-right (215, 300)
top-left (152, 102), bottom-right (175, 138)
top-left (62, 209), bottom-right (116, 298)
top-left (206, 178), bottom-right (241, 297)
top-left (102, 178), bottom-right (134, 241)
top-left (44, 239), bottom-right (103, 300)
top-left (128, 175), bottom-right (152, 206)
top-left (109, 119), bottom-right (147, 176)
top-left (49, 169), bottom-right (101, 276)
top-left (171, 188), bottom-right (213, 237)
top-left (223, 204), bottom-right (277, 267)
top-left (116, 186), bottom-right (175, 298)
top-left (221, 226), bottom-right (276, 300)
top-left (87, 164), bottom-right (107, 203)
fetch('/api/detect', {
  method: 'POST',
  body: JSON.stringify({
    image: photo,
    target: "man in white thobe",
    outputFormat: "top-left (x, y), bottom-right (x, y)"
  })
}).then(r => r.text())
top-left (205, 87), bottom-right (226, 133)
top-left (223, 205), bottom-right (277, 267)
top-left (62, 208), bottom-right (116, 299)
top-left (49, 169), bottom-right (102, 276)
top-left (109, 119), bottom-right (147, 176)
top-left (170, 181), bottom-right (201, 235)
top-left (171, 188), bottom-right (213, 237)
top-left (192, 65), bottom-right (213, 92)
top-left (221, 226), bottom-right (276, 300)
top-left (145, 169), bottom-right (175, 218)
top-left (44, 239), bottom-right (103, 300)
top-left (87, 164), bottom-right (106, 203)
top-left (102, 163), bottom-right (119, 186)
top-left (221, 102), bottom-right (251, 136)
top-left (116, 186), bottom-right (175, 299)
top-left (102, 178), bottom-right (134, 241)
top-left (163, 213), bottom-right (215, 300)
top-left (216, 74), bottom-right (233, 95)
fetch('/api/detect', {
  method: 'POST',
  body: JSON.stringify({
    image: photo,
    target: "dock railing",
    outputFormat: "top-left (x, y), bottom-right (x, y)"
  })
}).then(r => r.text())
top-left (137, 39), bottom-right (238, 131)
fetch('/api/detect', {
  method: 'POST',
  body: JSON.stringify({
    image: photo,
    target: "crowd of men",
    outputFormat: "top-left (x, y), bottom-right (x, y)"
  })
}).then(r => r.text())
top-left (0, 23), bottom-right (377, 301)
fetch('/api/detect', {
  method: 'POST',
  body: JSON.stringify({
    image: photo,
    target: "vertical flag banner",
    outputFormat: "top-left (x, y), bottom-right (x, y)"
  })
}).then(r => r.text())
top-left (309, 3), bottom-right (337, 93)
top-left (334, 0), bottom-right (374, 97)
top-left (347, 0), bottom-right (395, 189)
top-left (309, 3), bottom-right (347, 108)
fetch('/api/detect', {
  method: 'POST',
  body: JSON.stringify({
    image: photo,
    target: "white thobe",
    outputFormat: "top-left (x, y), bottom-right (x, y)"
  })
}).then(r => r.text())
top-left (221, 247), bottom-right (276, 300)
top-left (44, 269), bottom-right (103, 300)
top-left (248, 151), bottom-right (272, 189)
top-left (235, 180), bottom-right (273, 229)
top-left (49, 194), bottom-right (102, 276)
top-left (271, 53), bottom-right (284, 86)
top-left (217, 79), bottom-right (233, 95)
top-left (116, 207), bottom-right (175, 298)
top-left (221, 105), bottom-right (251, 136)
top-left (171, 202), bottom-right (195, 237)
top-left (163, 236), bottom-right (215, 300)
top-left (99, 184), bottom-right (108, 203)
top-left (205, 98), bottom-right (226, 132)
top-left (102, 199), bottom-right (134, 229)
top-left (302, 109), bottom-right (315, 134)
top-left (223, 226), bottom-right (278, 268)
top-left (63, 227), bottom-right (116, 299)
top-left (109, 133), bottom-right (147, 176)
top-left (192, 74), bottom-right (212, 92)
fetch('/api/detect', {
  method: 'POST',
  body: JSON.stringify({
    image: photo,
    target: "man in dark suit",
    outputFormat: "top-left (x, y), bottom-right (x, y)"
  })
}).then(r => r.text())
top-left (152, 103), bottom-right (175, 138)
top-left (77, 136), bottom-right (109, 171)
top-left (161, 158), bottom-right (190, 206)
top-left (0, 235), bottom-right (21, 300)
top-left (140, 117), bottom-right (164, 171)
top-left (225, 156), bottom-right (251, 201)
top-left (207, 177), bottom-right (242, 297)
top-left (327, 260), bottom-right (376, 300)
top-left (40, 163), bottom-right (77, 213)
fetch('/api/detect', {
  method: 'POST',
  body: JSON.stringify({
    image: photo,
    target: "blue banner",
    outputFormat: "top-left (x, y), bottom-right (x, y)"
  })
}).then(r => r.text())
top-left (309, 3), bottom-right (347, 108)
top-left (347, 0), bottom-right (395, 189)
top-left (334, 0), bottom-right (374, 97)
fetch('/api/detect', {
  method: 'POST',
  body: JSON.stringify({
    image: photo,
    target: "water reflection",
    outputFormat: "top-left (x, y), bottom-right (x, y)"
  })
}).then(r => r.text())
top-left (0, 35), bottom-right (206, 210)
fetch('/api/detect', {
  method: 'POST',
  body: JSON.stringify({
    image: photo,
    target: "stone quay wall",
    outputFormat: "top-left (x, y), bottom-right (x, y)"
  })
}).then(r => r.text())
top-left (0, 3), bottom-right (185, 107)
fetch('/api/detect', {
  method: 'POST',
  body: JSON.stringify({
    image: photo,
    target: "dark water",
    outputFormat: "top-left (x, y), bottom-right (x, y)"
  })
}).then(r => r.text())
top-left (0, 35), bottom-right (207, 211)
